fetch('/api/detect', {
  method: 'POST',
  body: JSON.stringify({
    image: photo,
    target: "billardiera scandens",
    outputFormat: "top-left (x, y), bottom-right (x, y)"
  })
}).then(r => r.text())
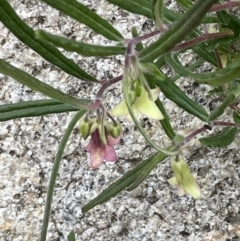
top-left (168, 156), bottom-right (201, 199)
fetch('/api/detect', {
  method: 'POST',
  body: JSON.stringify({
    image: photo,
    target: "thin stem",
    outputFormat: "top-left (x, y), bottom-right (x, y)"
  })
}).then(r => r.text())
top-left (179, 126), bottom-right (208, 147)
top-left (96, 75), bottom-right (123, 99)
top-left (174, 31), bottom-right (234, 51)
top-left (179, 121), bottom-right (240, 147)
top-left (212, 121), bottom-right (240, 127)
top-left (209, 2), bottom-right (240, 12)
top-left (214, 49), bottom-right (223, 69)
top-left (130, 30), bottom-right (161, 44)
top-left (230, 103), bottom-right (240, 114)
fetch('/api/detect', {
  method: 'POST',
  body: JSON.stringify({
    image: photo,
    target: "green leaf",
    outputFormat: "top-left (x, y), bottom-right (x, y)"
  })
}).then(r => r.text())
top-left (208, 88), bottom-right (240, 121)
top-left (106, 0), bottom-right (152, 19)
top-left (165, 52), bottom-right (240, 86)
top-left (233, 111), bottom-right (240, 124)
top-left (155, 78), bottom-right (209, 121)
top-left (127, 151), bottom-right (167, 191)
top-left (0, 59), bottom-right (91, 110)
top-left (217, 10), bottom-right (240, 38)
top-left (155, 99), bottom-right (176, 139)
top-left (67, 231), bottom-right (76, 241)
top-left (41, 0), bottom-right (123, 41)
top-left (82, 153), bottom-right (158, 212)
top-left (176, 0), bottom-right (193, 11)
top-left (199, 127), bottom-right (238, 148)
top-left (0, 0), bottom-right (96, 82)
top-left (0, 99), bottom-right (92, 121)
top-left (139, 0), bottom-right (219, 62)
top-left (40, 110), bottom-right (86, 241)
top-left (144, 73), bottom-right (176, 139)
top-left (35, 30), bottom-right (125, 57)
top-left (152, 0), bottom-right (165, 30)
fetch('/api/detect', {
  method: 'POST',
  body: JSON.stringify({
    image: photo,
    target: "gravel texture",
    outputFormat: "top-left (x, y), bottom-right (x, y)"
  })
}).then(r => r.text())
top-left (1, 0), bottom-right (240, 241)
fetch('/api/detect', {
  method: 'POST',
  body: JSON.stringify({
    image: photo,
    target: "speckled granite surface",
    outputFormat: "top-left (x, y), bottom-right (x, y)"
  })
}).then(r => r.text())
top-left (1, 1), bottom-right (240, 240)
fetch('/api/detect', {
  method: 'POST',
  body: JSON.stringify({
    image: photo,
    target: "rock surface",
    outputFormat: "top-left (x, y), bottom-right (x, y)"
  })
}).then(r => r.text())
top-left (1, 1), bottom-right (240, 241)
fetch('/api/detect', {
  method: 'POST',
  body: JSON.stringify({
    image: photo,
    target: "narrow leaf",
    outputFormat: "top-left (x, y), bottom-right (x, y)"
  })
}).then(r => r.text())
top-left (0, 0), bottom-right (96, 82)
top-left (0, 59), bottom-right (91, 110)
top-left (40, 110), bottom-right (86, 241)
top-left (35, 30), bottom-right (125, 57)
top-left (67, 231), bottom-right (76, 241)
top-left (155, 78), bottom-right (209, 121)
top-left (144, 73), bottom-right (176, 139)
top-left (41, 0), bottom-right (123, 41)
top-left (106, 0), bottom-right (152, 19)
top-left (139, 0), bottom-right (218, 62)
top-left (199, 127), bottom-right (238, 148)
top-left (127, 152), bottom-right (167, 191)
top-left (0, 99), bottom-right (91, 121)
top-left (82, 153), bottom-right (158, 212)
top-left (152, 0), bottom-right (165, 31)
top-left (166, 52), bottom-right (240, 86)
top-left (155, 99), bottom-right (176, 139)
top-left (208, 91), bottom-right (239, 121)
top-left (176, 0), bottom-right (193, 11)
top-left (233, 111), bottom-right (240, 124)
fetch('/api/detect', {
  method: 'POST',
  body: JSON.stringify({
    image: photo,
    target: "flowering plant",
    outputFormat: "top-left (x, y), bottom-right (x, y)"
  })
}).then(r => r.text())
top-left (1, 0), bottom-right (240, 240)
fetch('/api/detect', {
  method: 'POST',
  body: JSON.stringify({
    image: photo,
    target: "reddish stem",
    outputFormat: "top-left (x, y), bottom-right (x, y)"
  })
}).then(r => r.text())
top-left (209, 2), bottom-right (240, 12)
top-left (174, 31), bottom-right (234, 51)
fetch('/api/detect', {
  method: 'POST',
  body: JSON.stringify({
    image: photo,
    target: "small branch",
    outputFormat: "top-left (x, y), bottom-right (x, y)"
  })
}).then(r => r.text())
top-left (209, 2), bottom-right (240, 12)
top-left (214, 49), bottom-right (223, 69)
top-left (179, 125), bottom-right (208, 147)
top-left (96, 75), bottom-right (123, 99)
top-left (179, 121), bottom-right (240, 148)
top-left (212, 121), bottom-right (240, 127)
top-left (230, 103), bottom-right (240, 114)
top-left (174, 31), bottom-right (234, 51)
top-left (130, 30), bottom-right (161, 44)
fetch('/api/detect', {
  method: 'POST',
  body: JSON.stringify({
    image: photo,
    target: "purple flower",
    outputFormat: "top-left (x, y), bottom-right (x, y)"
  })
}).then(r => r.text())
top-left (85, 128), bottom-right (121, 169)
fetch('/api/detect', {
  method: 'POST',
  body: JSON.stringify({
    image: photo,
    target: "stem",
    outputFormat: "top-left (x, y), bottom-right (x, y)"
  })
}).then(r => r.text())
top-left (179, 121), bottom-right (240, 147)
top-left (174, 31), bottom-right (234, 51)
top-left (212, 121), bottom-right (240, 127)
top-left (214, 49), bottom-right (223, 69)
top-left (179, 126), bottom-right (208, 147)
top-left (131, 30), bottom-right (161, 44)
top-left (96, 75), bottom-right (123, 99)
top-left (209, 2), bottom-right (240, 12)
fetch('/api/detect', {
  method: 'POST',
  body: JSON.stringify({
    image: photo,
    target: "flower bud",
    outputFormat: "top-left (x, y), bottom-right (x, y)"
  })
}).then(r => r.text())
top-left (169, 156), bottom-right (201, 199)
top-left (89, 118), bottom-right (99, 134)
top-left (98, 124), bottom-right (108, 145)
top-left (108, 120), bottom-right (122, 138)
top-left (79, 116), bottom-right (91, 140)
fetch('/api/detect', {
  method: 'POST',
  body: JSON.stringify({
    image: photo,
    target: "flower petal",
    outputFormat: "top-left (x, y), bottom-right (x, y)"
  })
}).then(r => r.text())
top-left (104, 145), bottom-right (117, 162)
top-left (125, 106), bottom-right (143, 122)
top-left (135, 88), bottom-right (163, 120)
top-left (183, 175), bottom-right (201, 199)
top-left (177, 185), bottom-right (186, 196)
top-left (107, 134), bottom-right (121, 146)
top-left (109, 99), bottom-right (129, 117)
top-left (90, 146), bottom-right (105, 169)
top-left (150, 88), bottom-right (160, 101)
top-left (167, 176), bottom-right (178, 185)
